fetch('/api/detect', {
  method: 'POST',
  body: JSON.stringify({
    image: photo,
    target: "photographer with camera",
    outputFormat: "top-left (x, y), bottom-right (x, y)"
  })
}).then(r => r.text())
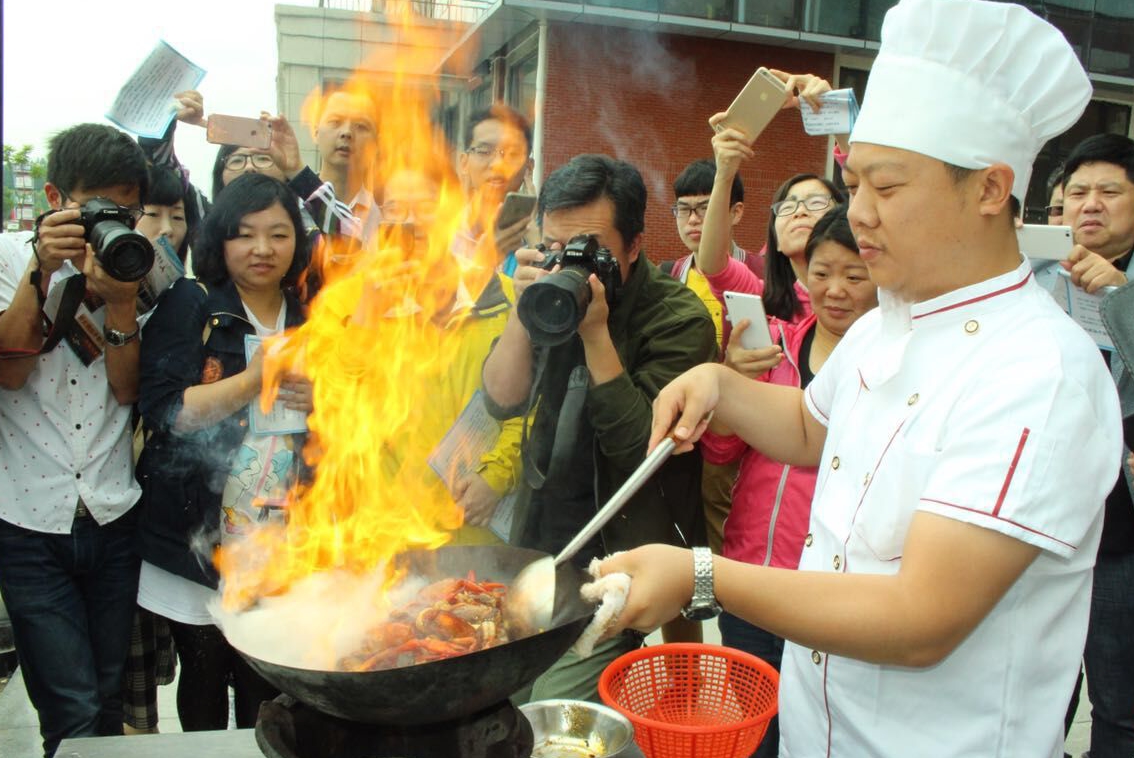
top-left (482, 154), bottom-right (717, 702)
top-left (0, 124), bottom-right (150, 757)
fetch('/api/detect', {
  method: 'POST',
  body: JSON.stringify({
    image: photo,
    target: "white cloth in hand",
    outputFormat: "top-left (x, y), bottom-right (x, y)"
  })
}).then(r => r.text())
top-left (571, 556), bottom-right (631, 658)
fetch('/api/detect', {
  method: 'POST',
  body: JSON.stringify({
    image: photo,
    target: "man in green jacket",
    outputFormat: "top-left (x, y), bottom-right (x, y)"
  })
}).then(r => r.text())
top-left (483, 153), bottom-right (717, 702)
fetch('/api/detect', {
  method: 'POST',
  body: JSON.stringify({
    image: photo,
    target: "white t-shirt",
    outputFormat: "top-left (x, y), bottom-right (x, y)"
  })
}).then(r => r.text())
top-left (0, 232), bottom-right (140, 532)
top-left (781, 259), bottom-right (1121, 758)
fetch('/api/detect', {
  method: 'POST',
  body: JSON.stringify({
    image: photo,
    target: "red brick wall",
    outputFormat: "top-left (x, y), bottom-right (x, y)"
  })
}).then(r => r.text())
top-left (539, 21), bottom-right (836, 264)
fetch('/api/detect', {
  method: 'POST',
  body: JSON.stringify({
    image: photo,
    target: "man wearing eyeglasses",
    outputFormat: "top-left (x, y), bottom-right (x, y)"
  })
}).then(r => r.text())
top-left (457, 105), bottom-right (535, 276)
top-left (599, 2), bottom-right (1124, 756)
top-left (1057, 132), bottom-right (1134, 758)
top-left (482, 154), bottom-right (716, 703)
top-left (0, 123), bottom-right (148, 757)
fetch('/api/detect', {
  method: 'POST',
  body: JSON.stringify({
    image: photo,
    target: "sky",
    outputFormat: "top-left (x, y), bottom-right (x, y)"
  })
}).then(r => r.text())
top-left (3, 0), bottom-right (308, 193)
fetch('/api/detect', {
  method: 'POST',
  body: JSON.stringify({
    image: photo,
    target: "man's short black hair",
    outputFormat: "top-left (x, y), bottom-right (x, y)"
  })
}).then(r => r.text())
top-left (464, 104), bottom-right (533, 155)
top-left (1063, 133), bottom-right (1134, 187)
top-left (673, 159), bottom-right (743, 206)
top-left (539, 154), bottom-right (646, 251)
top-left (46, 124), bottom-right (148, 202)
top-left (1046, 164), bottom-right (1065, 199)
top-left (192, 173), bottom-right (308, 288)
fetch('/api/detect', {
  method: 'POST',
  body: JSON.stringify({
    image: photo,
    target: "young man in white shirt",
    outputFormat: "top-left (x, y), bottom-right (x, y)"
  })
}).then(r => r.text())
top-left (313, 90), bottom-right (378, 220)
top-left (0, 123), bottom-right (148, 757)
top-left (457, 104), bottom-right (535, 276)
top-left (599, 1), bottom-right (1122, 756)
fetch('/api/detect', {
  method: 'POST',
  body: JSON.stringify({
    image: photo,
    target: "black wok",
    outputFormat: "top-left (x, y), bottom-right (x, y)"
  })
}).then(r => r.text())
top-left (229, 544), bottom-right (593, 725)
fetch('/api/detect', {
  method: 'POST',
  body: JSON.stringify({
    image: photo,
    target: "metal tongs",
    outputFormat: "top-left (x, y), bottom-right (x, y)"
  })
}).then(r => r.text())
top-left (506, 434), bottom-right (678, 637)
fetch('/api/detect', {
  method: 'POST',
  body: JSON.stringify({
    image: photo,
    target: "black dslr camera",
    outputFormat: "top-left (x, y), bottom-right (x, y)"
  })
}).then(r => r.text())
top-left (517, 234), bottom-right (621, 346)
top-left (77, 198), bottom-right (155, 282)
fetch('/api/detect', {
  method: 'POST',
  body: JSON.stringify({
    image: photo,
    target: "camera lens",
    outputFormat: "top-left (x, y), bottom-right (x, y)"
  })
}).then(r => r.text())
top-left (89, 221), bottom-right (155, 282)
top-left (517, 267), bottom-right (592, 346)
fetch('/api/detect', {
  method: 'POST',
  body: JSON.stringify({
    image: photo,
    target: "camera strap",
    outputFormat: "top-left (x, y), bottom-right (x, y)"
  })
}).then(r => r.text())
top-left (522, 352), bottom-right (591, 491)
top-left (0, 272), bottom-right (87, 360)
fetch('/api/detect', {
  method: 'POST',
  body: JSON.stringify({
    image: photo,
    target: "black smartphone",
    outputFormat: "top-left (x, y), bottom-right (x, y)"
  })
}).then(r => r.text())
top-left (496, 193), bottom-right (537, 230)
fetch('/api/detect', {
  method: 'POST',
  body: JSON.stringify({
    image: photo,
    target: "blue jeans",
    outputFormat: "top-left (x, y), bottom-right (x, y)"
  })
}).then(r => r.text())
top-left (0, 509), bottom-right (140, 757)
top-left (719, 611), bottom-right (783, 758)
top-left (1084, 550), bottom-right (1134, 758)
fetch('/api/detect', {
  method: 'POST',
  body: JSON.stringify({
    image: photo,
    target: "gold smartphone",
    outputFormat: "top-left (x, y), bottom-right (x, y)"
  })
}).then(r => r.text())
top-left (206, 114), bottom-right (272, 149)
top-left (713, 68), bottom-right (788, 141)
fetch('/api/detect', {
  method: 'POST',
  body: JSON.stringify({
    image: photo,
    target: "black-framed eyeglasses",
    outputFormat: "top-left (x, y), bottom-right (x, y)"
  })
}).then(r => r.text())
top-left (380, 200), bottom-right (439, 223)
top-left (1046, 204), bottom-right (1064, 216)
top-left (671, 202), bottom-right (711, 220)
top-left (224, 153), bottom-right (276, 171)
top-left (771, 194), bottom-right (833, 217)
top-left (59, 191), bottom-right (145, 225)
top-left (466, 143), bottom-right (528, 163)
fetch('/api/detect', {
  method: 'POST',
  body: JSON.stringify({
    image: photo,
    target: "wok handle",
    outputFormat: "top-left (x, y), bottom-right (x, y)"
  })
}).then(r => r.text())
top-left (553, 436), bottom-right (677, 566)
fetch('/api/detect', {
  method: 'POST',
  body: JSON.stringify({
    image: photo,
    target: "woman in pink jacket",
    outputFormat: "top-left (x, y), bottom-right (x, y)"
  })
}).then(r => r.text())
top-left (700, 205), bottom-right (876, 757)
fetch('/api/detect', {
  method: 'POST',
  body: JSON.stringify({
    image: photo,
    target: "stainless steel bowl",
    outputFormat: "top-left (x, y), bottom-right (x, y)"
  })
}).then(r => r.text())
top-left (520, 699), bottom-right (634, 758)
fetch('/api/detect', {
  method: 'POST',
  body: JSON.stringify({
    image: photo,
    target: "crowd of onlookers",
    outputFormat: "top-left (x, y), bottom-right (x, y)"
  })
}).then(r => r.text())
top-left (1, 1), bottom-right (1134, 754)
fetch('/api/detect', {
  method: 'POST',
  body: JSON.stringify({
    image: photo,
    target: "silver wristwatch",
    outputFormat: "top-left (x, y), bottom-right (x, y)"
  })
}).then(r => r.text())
top-left (102, 325), bottom-right (140, 347)
top-left (681, 546), bottom-right (722, 621)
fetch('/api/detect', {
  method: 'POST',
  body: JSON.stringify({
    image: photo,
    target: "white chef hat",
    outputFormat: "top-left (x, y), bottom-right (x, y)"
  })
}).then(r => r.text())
top-left (850, 0), bottom-right (1092, 203)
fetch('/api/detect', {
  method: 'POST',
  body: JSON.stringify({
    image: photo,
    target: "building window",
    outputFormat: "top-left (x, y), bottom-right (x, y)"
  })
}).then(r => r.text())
top-left (806, 0), bottom-right (896, 40)
top-left (507, 53), bottom-right (539, 124)
top-left (586, 0), bottom-right (659, 11)
top-left (739, 0), bottom-right (799, 27)
top-left (1089, 1), bottom-right (1134, 78)
top-left (660, 0), bottom-right (734, 22)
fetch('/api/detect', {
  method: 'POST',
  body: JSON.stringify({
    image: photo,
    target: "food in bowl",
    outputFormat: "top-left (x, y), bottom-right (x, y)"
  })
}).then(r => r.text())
top-left (521, 699), bottom-right (634, 757)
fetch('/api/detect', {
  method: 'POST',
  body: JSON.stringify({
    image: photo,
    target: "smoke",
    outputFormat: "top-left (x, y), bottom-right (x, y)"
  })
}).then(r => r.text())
top-left (558, 26), bottom-right (697, 203)
top-left (213, 564), bottom-right (429, 670)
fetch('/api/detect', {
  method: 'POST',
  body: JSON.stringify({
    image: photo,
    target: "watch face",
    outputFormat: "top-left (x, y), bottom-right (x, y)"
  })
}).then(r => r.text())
top-left (103, 327), bottom-right (138, 346)
top-left (681, 602), bottom-right (722, 621)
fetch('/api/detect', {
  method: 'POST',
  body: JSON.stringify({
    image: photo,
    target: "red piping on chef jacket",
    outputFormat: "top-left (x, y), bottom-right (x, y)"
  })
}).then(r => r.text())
top-left (911, 272), bottom-right (1032, 320)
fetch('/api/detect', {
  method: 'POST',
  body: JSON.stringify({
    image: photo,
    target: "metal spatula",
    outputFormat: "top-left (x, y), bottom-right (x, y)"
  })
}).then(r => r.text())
top-left (506, 435), bottom-right (678, 638)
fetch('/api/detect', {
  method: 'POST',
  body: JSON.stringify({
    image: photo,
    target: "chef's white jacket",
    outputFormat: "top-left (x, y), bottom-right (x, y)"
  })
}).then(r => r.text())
top-left (780, 259), bottom-right (1122, 758)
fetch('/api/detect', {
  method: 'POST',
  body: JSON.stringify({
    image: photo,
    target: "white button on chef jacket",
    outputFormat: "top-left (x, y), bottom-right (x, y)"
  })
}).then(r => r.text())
top-left (779, 259), bottom-right (1122, 758)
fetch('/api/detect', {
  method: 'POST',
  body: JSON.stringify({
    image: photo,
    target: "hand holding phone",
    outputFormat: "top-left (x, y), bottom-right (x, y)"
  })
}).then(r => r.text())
top-left (712, 68), bottom-right (788, 142)
top-left (496, 192), bottom-right (537, 230)
top-left (723, 291), bottom-right (773, 349)
top-left (206, 114), bottom-right (272, 149)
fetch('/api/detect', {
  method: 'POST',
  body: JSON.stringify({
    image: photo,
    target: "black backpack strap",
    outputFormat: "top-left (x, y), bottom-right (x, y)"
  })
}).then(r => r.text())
top-left (0, 272), bottom-right (87, 360)
top-left (521, 354), bottom-right (591, 491)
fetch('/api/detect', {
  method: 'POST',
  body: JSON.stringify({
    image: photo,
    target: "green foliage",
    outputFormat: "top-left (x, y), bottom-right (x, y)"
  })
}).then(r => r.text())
top-left (3, 143), bottom-right (49, 227)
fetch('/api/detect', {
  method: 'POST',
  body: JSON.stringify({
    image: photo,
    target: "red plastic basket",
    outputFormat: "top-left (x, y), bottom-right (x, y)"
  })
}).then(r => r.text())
top-left (599, 643), bottom-right (779, 758)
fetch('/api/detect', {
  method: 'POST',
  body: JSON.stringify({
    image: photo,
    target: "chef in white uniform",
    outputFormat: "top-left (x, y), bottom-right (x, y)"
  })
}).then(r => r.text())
top-left (599, 1), bottom-right (1122, 756)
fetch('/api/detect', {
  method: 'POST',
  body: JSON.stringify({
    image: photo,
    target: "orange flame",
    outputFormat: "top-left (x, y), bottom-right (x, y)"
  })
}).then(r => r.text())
top-left (215, 4), bottom-right (499, 612)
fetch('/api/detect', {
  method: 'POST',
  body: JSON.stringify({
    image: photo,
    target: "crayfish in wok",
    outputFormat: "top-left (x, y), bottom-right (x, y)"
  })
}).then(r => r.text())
top-left (339, 571), bottom-right (511, 672)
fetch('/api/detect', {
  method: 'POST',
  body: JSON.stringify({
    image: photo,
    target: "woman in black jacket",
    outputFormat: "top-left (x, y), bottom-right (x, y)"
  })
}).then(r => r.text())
top-left (135, 173), bottom-right (311, 731)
